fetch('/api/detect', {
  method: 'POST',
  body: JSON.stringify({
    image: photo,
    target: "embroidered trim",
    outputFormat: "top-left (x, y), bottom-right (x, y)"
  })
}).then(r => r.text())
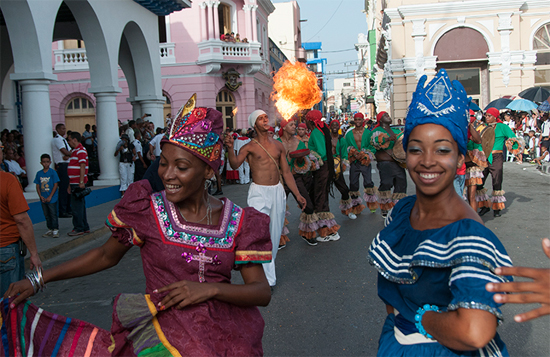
top-left (106, 210), bottom-right (143, 246)
top-left (235, 250), bottom-right (272, 264)
top-left (447, 301), bottom-right (504, 322)
top-left (151, 193), bottom-right (242, 249)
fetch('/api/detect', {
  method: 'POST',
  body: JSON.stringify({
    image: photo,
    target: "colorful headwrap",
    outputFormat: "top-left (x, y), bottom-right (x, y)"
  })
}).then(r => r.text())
top-left (485, 107), bottom-right (500, 119)
top-left (305, 109), bottom-right (326, 131)
top-left (374, 111), bottom-right (387, 129)
top-left (330, 119), bottom-right (340, 128)
top-left (161, 94), bottom-right (223, 170)
top-left (297, 123), bottom-right (307, 129)
top-left (280, 117), bottom-right (294, 130)
top-left (248, 110), bottom-right (266, 129)
top-left (354, 113), bottom-right (364, 120)
top-left (404, 69), bottom-right (469, 154)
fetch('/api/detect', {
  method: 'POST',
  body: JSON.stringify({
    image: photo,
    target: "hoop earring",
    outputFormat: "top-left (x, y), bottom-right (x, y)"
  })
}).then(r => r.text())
top-left (205, 180), bottom-right (212, 190)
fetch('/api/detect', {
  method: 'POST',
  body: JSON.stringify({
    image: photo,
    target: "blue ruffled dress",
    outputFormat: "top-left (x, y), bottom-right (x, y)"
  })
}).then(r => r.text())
top-left (368, 196), bottom-right (513, 356)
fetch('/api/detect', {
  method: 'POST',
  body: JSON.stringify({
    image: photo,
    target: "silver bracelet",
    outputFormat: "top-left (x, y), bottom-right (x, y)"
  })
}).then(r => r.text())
top-left (25, 267), bottom-right (46, 294)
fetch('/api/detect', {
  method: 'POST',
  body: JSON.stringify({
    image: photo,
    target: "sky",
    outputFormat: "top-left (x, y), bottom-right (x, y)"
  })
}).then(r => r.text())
top-left (271, 0), bottom-right (368, 90)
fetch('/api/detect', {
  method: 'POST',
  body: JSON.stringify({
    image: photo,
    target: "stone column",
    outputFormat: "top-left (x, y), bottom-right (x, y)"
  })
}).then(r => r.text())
top-left (139, 99), bottom-right (165, 129)
top-left (92, 92), bottom-right (120, 186)
top-left (17, 79), bottom-right (53, 192)
top-left (251, 5), bottom-right (258, 42)
top-left (200, 2), bottom-right (208, 42)
top-left (0, 105), bottom-right (13, 131)
top-left (213, 1), bottom-right (220, 40)
top-left (243, 4), bottom-right (252, 41)
top-left (127, 98), bottom-right (142, 121)
top-left (207, 1), bottom-right (214, 40)
top-left (411, 19), bottom-right (426, 80)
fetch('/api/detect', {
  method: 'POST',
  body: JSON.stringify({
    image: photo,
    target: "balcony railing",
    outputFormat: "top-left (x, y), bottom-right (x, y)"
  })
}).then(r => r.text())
top-left (197, 40), bottom-right (262, 69)
top-left (53, 43), bottom-right (176, 70)
top-left (160, 43), bottom-right (176, 64)
top-left (53, 48), bottom-right (89, 71)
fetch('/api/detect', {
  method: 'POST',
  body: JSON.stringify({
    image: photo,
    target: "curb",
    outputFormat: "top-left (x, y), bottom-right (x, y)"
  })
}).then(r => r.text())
top-left (25, 226), bottom-right (110, 268)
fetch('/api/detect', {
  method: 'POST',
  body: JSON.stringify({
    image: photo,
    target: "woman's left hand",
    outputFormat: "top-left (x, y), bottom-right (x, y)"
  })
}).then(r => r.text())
top-left (154, 280), bottom-right (217, 311)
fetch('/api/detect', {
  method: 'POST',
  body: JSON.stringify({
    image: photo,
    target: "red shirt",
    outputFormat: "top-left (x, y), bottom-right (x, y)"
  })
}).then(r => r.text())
top-left (68, 143), bottom-right (88, 184)
top-left (0, 172), bottom-right (29, 247)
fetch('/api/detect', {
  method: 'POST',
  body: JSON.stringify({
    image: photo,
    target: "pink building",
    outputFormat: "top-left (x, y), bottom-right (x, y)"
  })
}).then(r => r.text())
top-left (49, 0), bottom-right (277, 134)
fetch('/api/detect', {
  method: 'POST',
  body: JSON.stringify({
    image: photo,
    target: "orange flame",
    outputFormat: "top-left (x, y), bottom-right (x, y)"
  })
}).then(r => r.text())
top-left (232, 107), bottom-right (238, 116)
top-left (271, 61), bottom-right (322, 120)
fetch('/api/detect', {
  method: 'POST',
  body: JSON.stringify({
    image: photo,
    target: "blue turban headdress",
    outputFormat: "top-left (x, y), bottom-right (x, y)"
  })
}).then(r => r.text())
top-left (404, 69), bottom-right (469, 154)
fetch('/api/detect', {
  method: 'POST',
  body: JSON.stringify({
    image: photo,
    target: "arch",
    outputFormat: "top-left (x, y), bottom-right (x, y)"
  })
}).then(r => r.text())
top-left (531, 21), bottom-right (550, 86)
top-left (530, 20), bottom-right (550, 51)
top-left (63, 95), bottom-right (96, 133)
top-left (61, 0), bottom-right (119, 90)
top-left (434, 27), bottom-right (489, 62)
top-left (120, 20), bottom-right (161, 99)
top-left (430, 24), bottom-right (494, 57)
top-left (0, 0), bottom-right (61, 77)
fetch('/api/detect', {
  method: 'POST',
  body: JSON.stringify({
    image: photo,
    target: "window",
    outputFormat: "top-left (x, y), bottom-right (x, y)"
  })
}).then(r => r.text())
top-left (446, 68), bottom-right (481, 96)
top-left (343, 83), bottom-right (351, 87)
top-left (219, 3), bottom-right (231, 35)
top-left (216, 90), bottom-right (236, 130)
top-left (534, 23), bottom-right (550, 86)
top-left (66, 97), bottom-right (94, 115)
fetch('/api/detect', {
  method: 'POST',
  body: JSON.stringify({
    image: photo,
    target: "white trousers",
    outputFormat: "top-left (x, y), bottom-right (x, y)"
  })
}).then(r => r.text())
top-left (119, 162), bottom-right (134, 192)
top-left (247, 182), bottom-right (286, 286)
top-left (238, 161), bottom-right (250, 184)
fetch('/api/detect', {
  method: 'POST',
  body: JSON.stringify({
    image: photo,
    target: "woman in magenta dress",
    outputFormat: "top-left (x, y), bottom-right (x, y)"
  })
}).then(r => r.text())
top-left (2, 95), bottom-right (272, 357)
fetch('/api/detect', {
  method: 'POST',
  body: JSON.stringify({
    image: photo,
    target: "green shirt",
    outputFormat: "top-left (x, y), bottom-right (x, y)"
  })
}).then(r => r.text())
top-left (308, 128), bottom-right (327, 162)
top-left (344, 128), bottom-right (373, 153)
top-left (334, 135), bottom-right (348, 160)
top-left (488, 123), bottom-right (516, 164)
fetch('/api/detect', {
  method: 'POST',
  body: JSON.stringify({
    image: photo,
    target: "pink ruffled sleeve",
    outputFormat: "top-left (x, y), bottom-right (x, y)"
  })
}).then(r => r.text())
top-left (233, 207), bottom-right (272, 267)
top-left (105, 180), bottom-right (155, 247)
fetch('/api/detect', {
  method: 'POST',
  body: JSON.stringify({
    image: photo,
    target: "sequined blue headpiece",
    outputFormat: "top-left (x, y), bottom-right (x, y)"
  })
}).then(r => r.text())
top-left (161, 94), bottom-right (223, 170)
top-left (404, 69), bottom-right (469, 154)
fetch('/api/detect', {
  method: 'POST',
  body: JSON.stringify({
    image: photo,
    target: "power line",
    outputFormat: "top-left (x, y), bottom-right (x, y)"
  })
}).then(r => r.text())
top-left (305, 0), bottom-right (345, 42)
top-left (320, 48), bottom-right (356, 53)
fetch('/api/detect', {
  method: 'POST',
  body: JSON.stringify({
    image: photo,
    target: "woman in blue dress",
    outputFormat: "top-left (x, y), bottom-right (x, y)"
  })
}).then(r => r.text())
top-left (368, 69), bottom-right (513, 357)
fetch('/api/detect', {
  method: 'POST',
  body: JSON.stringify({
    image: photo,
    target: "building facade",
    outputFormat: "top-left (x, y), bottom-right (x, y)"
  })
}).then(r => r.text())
top-left (0, 0), bottom-right (186, 190)
top-left (268, 1), bottom-right (302, 63)
top-left (372, 0), bottom-right (550, 120)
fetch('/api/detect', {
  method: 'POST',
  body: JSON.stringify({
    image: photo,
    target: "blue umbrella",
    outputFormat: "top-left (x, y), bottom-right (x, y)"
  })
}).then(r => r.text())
top-left (484, 98), bottom-right (512, 110)
top-left (505, 98), bottom-right (538, 112)
top-left (538, 100), bottom-right (550, 112)
top-left (469, 101), bottom-right (480, 111)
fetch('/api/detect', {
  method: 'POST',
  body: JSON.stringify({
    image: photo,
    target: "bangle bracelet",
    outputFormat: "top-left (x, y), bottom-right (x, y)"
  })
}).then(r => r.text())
top-left (415, 304), bottom-right (440, 338)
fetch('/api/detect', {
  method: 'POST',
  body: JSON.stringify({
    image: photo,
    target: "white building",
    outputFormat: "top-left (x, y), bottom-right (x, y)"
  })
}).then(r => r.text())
top-left (268, 1), bottom-right (302, 63)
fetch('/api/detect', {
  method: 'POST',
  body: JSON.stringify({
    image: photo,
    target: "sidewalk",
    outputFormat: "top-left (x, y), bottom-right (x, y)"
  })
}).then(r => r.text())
top-left (30, 199), bottom-right (119, 264)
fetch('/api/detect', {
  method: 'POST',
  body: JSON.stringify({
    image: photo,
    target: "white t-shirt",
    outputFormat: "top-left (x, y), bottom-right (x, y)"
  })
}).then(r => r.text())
top-left (6, 159), bottom-right (25, 175)
top-left (541, 121), bottom-right (550, 137)
top-left (51, 134), bottom-right (70, 164)
top-left (133, 139), bottom-right (142, 155)
top-left (125, 127), bottom-right (135, 143)
top-left (149, 134), bottom-right (164, 156)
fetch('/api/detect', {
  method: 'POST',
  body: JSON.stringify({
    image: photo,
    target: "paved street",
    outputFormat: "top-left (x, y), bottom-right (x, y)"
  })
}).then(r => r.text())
top-left (30, 162), bottom-right (549, 356)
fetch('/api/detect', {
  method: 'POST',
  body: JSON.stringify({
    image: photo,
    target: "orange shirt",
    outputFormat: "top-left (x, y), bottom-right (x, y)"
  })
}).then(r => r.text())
top-left (0, 171), bottom-right (29, 247)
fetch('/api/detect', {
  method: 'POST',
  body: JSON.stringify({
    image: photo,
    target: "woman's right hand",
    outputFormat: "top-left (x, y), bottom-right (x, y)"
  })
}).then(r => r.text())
top-left (3, 279), bottom-right (35, 308)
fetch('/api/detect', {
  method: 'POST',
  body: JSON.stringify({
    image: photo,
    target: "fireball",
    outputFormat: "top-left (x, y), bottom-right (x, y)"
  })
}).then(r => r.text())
top-left (271, 61), bottom-right (322, 120)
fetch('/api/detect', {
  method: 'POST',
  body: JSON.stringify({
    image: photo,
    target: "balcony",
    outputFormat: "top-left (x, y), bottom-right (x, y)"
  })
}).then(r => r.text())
top-left (53, 43), bottom-right (176, 71)
top-left (197, 40), bottom-right (263, 74)
top-left (53, 48), bottom-right (89, 71)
